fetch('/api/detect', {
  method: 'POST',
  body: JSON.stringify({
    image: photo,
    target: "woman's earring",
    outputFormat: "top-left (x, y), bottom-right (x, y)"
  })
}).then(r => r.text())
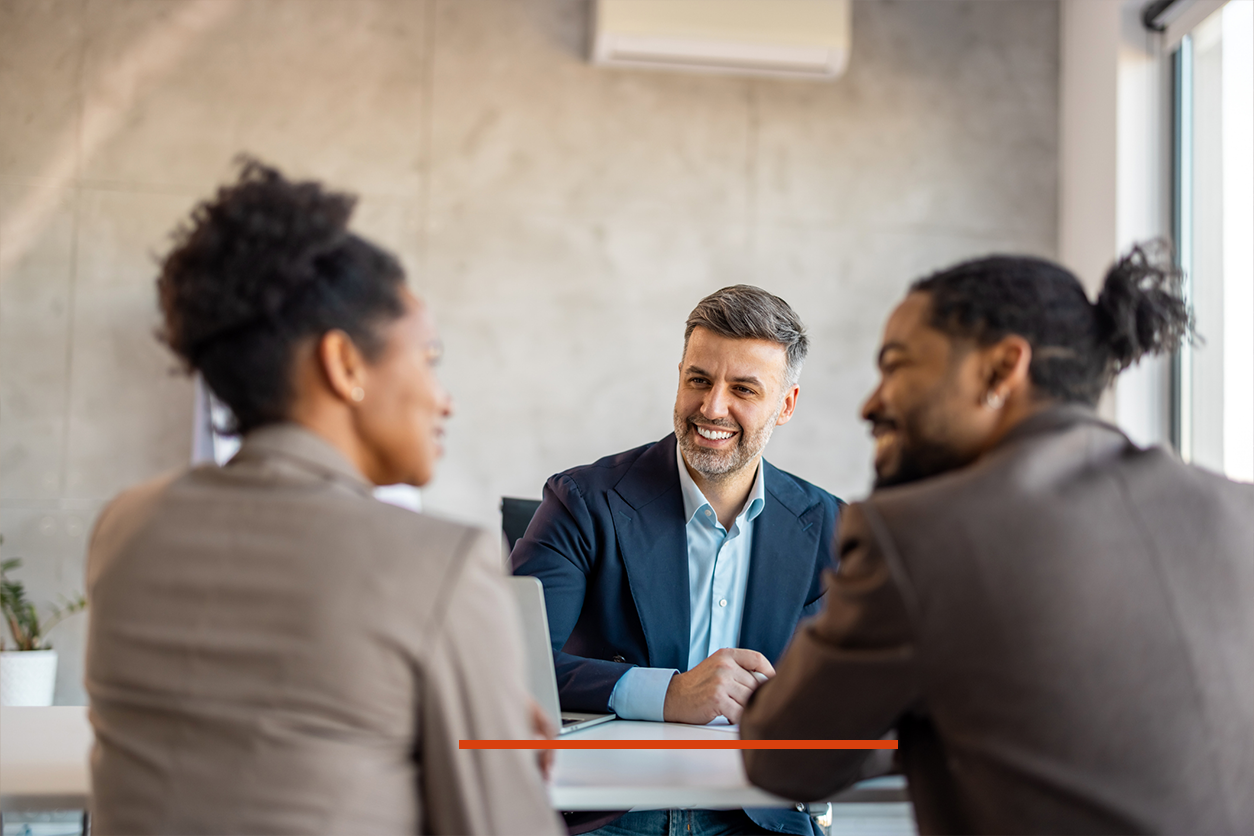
top-left (350, 387), bottom-right (365, 403)
top-left (984, 390), bottom-right (1005, 410)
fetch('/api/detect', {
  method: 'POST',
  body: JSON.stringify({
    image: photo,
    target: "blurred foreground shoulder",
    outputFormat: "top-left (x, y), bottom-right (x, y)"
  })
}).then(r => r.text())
top-left (86, 470), bottom-right (182, 588)
top-left (411, 514), bottom-right (563, 835)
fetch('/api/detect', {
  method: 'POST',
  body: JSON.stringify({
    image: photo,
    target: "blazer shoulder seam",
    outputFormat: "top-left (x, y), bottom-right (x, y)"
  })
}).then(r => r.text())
top-left (552, 470), bottom-right (589, 499)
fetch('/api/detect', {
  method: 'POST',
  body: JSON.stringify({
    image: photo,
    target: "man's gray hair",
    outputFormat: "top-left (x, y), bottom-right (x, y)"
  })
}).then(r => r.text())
top-left (684, 285), bottom-right (809, 385)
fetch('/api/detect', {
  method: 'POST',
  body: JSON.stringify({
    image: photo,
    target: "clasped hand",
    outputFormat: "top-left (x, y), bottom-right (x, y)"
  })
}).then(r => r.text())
top-left (662, 647), bottom-right (774, 724)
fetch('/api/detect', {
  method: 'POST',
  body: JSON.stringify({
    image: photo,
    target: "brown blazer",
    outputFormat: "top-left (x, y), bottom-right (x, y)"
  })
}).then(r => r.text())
top-left (742, 406), bottom-right (1254, 835)
top-left (85, 424), bottom-right (562, 836)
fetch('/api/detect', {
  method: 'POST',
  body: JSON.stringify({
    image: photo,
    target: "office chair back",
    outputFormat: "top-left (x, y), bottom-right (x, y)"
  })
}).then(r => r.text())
top-left (501, 497), bottom-right (543, 552)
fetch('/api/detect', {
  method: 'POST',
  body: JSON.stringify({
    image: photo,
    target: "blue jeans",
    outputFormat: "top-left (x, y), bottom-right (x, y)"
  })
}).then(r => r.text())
top-left (583, 809), bottom-right (775, 835)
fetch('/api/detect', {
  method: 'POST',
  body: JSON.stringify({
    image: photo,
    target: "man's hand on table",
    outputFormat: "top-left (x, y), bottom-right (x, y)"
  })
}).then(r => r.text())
top-left (662, 648), bottom-right (775, 724)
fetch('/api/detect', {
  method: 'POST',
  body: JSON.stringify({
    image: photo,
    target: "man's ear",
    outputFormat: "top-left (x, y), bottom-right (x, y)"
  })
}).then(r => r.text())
top-left (985, 335), bottom-right (1033, 397)
top-left (317, 330), bottom-right (368, 404)
top-left (775, 383), bottom-right (801, 426)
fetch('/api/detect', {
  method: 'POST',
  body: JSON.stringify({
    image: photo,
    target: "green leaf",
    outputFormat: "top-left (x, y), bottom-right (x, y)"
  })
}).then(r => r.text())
top-left (0, 553), bottom-right (87, 650)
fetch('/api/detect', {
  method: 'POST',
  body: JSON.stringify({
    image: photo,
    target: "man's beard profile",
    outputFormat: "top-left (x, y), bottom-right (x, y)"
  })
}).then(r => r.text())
top-left (869, 411), bottom-right (979, 490)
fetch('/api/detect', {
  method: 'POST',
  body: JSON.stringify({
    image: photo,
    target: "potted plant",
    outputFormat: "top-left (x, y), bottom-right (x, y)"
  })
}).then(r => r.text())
top-left (1, 538), bottom-right (87, 706)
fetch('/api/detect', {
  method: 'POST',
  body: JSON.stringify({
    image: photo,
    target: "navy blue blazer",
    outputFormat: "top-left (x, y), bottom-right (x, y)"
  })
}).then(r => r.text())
top-left (510, 433), bottom-right (842, 714)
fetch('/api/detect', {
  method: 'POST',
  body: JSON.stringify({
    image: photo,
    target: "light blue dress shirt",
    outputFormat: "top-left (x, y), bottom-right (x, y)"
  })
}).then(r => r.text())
top-left (607, 445), bottom-right (766, 721)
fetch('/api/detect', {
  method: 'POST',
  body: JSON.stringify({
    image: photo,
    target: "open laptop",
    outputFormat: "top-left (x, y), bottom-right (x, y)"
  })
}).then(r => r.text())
top-left (507, 575), bottom-right (616, 735)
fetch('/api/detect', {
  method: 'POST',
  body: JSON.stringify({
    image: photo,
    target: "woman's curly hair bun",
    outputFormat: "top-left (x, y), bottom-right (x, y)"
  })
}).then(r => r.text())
top-left (155, 157), bottom-right (405, 434)
top-left (158, 157), bottom-right (357, 364)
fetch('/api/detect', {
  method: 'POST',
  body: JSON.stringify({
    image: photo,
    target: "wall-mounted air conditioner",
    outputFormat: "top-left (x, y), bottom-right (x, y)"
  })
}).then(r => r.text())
top-left (591, 0), bottom-right (851, 81)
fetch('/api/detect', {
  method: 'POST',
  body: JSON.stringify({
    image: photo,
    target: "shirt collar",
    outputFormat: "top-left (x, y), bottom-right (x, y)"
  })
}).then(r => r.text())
top-left (675, 442), bottom-right (767, 528)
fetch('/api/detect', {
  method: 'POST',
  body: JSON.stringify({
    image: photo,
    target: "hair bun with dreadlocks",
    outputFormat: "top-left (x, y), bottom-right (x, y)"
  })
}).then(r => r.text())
top-left (1094, 241), bottom-right (1194, 374)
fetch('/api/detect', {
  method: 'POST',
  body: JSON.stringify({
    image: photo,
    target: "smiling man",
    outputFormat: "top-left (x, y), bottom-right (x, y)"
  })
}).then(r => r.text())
top-left (740, 248), bottom-right (1254, 835)
top-left (512, 285), bottom-right (841, 836)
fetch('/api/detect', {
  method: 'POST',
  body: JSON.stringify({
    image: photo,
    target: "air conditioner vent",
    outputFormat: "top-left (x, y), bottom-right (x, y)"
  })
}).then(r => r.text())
top-left (591, 0), bottom-right (851, 81)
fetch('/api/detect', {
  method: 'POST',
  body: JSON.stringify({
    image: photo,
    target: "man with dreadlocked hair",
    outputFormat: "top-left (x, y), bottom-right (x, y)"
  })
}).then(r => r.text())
top-left (741, 243), bottom-right (1254, 836)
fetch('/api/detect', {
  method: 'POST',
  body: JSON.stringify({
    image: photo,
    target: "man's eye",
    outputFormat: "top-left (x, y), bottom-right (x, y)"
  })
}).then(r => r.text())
top-left (690, 377), bottom-right (709, 386)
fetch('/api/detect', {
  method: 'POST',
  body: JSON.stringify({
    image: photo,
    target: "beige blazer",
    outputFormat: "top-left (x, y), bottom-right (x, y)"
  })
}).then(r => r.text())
top-left (85, 424), bottom-right (562, 836)
top-left (742, 406), bottom-right (1254, 835)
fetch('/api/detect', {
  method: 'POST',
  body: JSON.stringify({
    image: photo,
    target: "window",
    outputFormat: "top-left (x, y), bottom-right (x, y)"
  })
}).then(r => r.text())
top-left (1174, 0), bottom-right (1254, 481)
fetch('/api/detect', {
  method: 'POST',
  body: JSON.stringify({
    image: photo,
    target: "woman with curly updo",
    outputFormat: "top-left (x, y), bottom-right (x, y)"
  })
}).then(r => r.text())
top-left (84, 161), bottom-right (562, 836)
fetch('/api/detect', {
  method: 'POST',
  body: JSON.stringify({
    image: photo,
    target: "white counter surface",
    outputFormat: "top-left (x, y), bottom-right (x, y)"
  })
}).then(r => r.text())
top-left (0, 707), bottom-right (905, 814)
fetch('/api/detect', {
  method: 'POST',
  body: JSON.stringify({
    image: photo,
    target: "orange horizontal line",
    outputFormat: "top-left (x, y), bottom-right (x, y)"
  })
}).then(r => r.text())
top-left (459, 740), bottom-right (897, 750)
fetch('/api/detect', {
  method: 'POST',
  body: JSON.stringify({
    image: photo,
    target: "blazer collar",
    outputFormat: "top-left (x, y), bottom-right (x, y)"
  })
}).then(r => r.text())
top-left (614, 434), bottom-right (683, 510)
top-left (762, 457), bottom-right (816, 520)
top-left (231, 422), bottom-right (374, 497)
top-left (608, 435), bottom-right (689, 669)
top-left (739, 459), bottom-right (825, 661)
top-left (609, 434), bottom-right (823, 669)
top-left (997, 404), bottom-right (1124, 449)
top-left (613, 434), bottom-right (809, 516)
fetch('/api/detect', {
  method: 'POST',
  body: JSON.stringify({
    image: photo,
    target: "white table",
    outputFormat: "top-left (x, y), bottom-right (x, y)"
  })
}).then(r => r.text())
top-left (551, 719), bottom-right (905, 810)
top-left (0, 707), bottom-right (92, 813)
top-left (0, 707), bottom-right (906, 815)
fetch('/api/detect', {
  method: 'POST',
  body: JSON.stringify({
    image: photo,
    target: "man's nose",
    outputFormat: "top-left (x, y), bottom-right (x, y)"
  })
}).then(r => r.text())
top-left (701, 386), bottom-right (732, 419)
top-left (860, 385), bottom-right (883, 422)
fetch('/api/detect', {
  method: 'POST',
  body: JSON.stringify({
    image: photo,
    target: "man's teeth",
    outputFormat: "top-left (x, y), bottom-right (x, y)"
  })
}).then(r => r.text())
top-left (696, 427), bottom-right (735, 440)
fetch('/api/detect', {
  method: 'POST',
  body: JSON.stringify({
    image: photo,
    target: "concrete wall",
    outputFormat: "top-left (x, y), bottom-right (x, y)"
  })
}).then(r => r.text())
top-left (0, 0), bottom-right (1059, 704)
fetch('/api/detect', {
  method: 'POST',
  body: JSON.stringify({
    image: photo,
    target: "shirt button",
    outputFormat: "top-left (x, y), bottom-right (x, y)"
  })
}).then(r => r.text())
top-left (719, 599), bottom-right (727, 607)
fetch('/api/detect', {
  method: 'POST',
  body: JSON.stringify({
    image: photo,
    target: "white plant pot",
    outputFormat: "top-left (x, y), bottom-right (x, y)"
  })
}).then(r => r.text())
top-left (0, 649), bottom-right (58, 706)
